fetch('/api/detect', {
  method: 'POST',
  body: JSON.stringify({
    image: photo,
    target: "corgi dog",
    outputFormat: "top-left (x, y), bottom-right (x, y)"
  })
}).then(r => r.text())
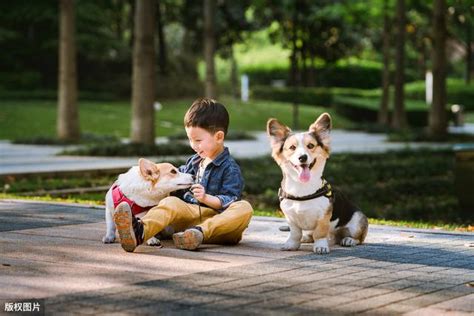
top-left (102, 158), bottom-right (194, 245)
top-left (267, 113), bottom-right (368, 254)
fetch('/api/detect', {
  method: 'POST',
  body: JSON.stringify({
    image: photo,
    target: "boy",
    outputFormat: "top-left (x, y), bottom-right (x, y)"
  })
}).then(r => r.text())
top-left (113, 98), bottom-right (253, 252)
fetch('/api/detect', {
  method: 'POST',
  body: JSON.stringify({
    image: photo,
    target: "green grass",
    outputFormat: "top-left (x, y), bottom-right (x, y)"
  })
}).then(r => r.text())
top-left (0, 97), bottom-right (352, 140)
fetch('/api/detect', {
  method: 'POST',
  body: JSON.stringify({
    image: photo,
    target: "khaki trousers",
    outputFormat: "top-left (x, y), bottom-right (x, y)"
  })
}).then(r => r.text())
top-left (141, 196), bottom-right (253, 245)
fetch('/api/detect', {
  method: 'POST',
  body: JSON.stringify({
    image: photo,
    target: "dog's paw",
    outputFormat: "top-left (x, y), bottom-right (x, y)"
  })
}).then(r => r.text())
top-left (102, 235), bottom-right (116, 244)
top-left (341, 237), bottom-right (358, 247)
top-left (146, 237), bottom-right (163, 247)
top-left (313, 239), bottom-right (330, 254)
top-left (280, 241), bottom-right (300, 251)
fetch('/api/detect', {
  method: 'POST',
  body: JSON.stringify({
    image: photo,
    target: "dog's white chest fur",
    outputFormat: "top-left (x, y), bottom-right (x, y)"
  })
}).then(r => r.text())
top-left (281, 197), bottom-right (330, 231)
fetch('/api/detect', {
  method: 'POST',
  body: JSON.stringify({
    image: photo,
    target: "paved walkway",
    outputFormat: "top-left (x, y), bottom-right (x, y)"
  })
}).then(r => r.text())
top-left (0, 130), bottom-right (450, 175)
top-left (0, 200), bottom-right (472, 315)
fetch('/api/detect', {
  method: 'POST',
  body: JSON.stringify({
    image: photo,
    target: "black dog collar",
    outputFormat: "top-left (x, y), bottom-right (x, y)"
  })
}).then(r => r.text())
top-left (278, 179), bottom-right (333, 202)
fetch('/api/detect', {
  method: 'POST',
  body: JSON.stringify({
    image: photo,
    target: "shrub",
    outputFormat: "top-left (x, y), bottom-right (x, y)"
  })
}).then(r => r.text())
top-left (60, 143), bottom-right (194, 156)
top-left (332, 96), bottom-right (432, 127)
top-left (251, 86), bottom-right (382, 108)
top-left (242, 64), bottom-right (419, 89)
top-left (405, 79), bottom-right (474, 110)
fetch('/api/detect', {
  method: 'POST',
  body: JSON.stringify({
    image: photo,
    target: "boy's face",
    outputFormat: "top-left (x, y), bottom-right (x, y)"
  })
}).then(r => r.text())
top-left (185, 126), bottom-right (224, 160)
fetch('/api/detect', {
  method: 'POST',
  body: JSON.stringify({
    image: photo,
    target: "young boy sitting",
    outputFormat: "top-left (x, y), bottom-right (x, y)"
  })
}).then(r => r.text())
top-left (113, 98), bottom-right (253, 252)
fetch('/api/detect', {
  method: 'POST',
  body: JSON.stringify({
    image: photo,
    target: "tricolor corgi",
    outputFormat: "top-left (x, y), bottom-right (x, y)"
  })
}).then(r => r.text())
top-left (102, 158), bottom-right (194, 245)
top-left (267, 113), bottom-right (368, 254)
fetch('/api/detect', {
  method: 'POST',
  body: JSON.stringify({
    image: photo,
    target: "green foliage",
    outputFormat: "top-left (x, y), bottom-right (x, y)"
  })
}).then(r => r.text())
top-left (405, 79), bottom-right (474, 111)
top-left (332, 96), bottom-right (431, 127)
top-left (60, 143), bottom-right (194, 157)
top-left (252, 86), bottom-right (333, 107)
top-left (243, 64), bottom-right (386, 89)
top-left (13, 133), bottom-right (120, 145)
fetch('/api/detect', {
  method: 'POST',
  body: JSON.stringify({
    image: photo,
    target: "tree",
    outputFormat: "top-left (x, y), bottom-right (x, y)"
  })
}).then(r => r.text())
top-left (131, 0), bottom-right (156, 144)
top-left (429, 0), bottom-right (448, 137)
top-left (58, 0), bottom-right (80, 141)
top-left (378, 0), bottom-right (392, 125)
top-left (204, 0), bottom-right (217, 98)
top-left (449, 0), bottom-right (473, 83)
top-left (391, 0), bottom-right (407, 129)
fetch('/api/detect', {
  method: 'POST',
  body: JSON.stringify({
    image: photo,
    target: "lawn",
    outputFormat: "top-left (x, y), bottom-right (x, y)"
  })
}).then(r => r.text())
top-left (0, 97), bottom-right (353, 140)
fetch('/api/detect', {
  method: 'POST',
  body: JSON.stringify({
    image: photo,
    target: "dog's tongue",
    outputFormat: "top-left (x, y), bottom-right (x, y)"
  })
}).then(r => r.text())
top-left (299, 165), bottom-right (311, 182)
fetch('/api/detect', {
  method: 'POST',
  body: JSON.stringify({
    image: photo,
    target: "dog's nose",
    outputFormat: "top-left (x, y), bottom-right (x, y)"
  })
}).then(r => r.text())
top-left (298, 154), bottom-right (308, 163)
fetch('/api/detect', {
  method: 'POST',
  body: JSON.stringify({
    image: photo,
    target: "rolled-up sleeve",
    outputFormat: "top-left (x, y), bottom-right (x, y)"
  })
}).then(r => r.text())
top-left (215, 164), bottom-right (243, 211)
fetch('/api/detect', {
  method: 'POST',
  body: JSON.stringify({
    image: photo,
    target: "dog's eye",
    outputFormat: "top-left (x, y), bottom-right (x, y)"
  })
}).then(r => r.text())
top-left (170, 169), bottom-right (177, 175)
top-left (289, 145), bottom-right (296, 151)
top-left (307, 143), bottom-right (315, 149)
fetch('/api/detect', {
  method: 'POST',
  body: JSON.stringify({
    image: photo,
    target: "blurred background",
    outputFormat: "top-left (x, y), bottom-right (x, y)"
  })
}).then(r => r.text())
top-left (0, 0), bottom-right (473, 228)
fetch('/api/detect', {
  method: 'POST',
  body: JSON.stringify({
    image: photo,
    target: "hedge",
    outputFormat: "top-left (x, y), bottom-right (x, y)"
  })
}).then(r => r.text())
top-left (332, 96), bottom-right (450, 127)
top-left (251, 85), bottom-right (380, 107)
top-left (405, 79), bottom-right (474, 111)
top-left (242, 64), bottom-right (419, 89)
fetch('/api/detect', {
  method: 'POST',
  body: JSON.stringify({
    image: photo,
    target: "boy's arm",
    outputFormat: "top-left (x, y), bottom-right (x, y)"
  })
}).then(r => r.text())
top-left (212, 164), bottom-right (243, 210)
top-left (191, 186), bottom-right (222, 209)
top-left (191, 164), bottom-right (243, 211)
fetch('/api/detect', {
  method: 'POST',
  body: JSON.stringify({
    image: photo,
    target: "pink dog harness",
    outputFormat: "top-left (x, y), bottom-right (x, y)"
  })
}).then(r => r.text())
top-left (111, 184), bottom-right (152, 216)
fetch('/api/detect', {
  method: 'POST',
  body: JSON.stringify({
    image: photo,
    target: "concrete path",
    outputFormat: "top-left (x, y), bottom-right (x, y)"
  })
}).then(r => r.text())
top-left (0, 200), bottom-right (472, 315)
top-left (0, 130), bottom-right (450, 175)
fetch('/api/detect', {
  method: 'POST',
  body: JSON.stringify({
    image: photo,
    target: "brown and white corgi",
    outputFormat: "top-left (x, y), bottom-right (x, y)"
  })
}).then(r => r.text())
top-left (267, 113), bottom-right (368, 254)
top-left (102, 158), bottom-right (194, 245)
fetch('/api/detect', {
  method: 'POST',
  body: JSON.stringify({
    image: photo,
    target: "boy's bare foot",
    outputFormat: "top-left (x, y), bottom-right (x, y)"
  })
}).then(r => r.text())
top-left (113, 202), bottom-right (144, 252)
top-left (172, 228), bottom-right (203, 251)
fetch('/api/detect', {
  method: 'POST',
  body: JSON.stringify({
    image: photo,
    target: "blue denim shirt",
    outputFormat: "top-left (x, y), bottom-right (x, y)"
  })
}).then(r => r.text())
top-left (174, 147), bottom-right (244, 212)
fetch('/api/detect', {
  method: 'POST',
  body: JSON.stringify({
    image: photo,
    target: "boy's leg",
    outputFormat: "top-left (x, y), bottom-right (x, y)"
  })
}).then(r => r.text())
top-left (114, 196), bottom-right (203, 252)
top-left (199, 200), bottom-right (253, 245)
top-left (141, 196), bottom-right (201, 241)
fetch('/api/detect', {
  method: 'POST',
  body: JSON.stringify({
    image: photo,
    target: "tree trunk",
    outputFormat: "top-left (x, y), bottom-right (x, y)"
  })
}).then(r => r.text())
top-left (204, 0), bottom-right (217, 99)
top-left (308, 49), bottom-right (316, 87)
top-left (301, 41), bottom-right (308, 87)
top-left (391, 0), bottom-right (407, 129)
top-left (230, 46), bottom-right (239, 99)
top-left (466, 19), bottom-right (472, 84)
top-left (128, 0), bottom-right (135, 49)
top-left (290, 6), bottom-right (299, 130)
top-left (131, 0), bottom-right (156, 144)
top-left (156, 0), bottom-right (167, 75)
top-left (57, 0), bottom-right (80, 141)
top-left (428, 0), bottom-right (448, 137)
top-left (378, 0), bottom-right (391, 125)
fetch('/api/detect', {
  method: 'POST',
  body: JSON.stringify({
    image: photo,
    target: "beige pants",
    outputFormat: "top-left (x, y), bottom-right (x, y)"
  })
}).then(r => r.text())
top-left (141, 196), bottom-right (253, 245)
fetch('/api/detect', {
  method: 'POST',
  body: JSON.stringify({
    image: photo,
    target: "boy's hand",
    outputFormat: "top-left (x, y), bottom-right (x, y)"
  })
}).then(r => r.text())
top-left (190, 184), bottom-right (222, 209)
top-left (191, 184), bottom-right (206, 202)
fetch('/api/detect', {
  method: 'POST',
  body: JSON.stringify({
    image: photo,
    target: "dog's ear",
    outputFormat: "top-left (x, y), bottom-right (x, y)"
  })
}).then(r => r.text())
top-left (139, 158), bottom-right (160, 183)
top-left (267, 118), bottom-right (291, 148)
top-left (309, 113), bottom-right (332, 149)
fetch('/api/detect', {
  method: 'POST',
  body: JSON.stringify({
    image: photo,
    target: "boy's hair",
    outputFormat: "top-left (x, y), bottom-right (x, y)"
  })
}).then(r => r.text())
top-left (184, 98), bottom-right (229, 135)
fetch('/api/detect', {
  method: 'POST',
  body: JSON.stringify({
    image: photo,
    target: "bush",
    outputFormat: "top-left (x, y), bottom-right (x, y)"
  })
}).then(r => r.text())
top-left (251, 86), bottom-right (381, 108)
top-left (332, 96), bottom-right (433, 127)
top-left (405, 79), bottom-right (474, 111)
top-left (60, 143), bottom-right (194, 156)
top-left (252, 86), bottom-right (333, 107)
top-left (243, 64), bottom-right (419, 89)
